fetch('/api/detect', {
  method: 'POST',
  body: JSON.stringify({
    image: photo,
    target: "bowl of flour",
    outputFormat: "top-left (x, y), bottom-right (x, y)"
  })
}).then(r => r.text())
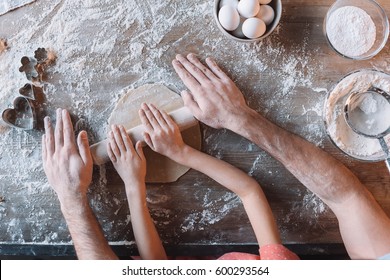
top-left (324, 0), bottom-right (389, 60)
top-left (324, 69), bottom-right (390, 162)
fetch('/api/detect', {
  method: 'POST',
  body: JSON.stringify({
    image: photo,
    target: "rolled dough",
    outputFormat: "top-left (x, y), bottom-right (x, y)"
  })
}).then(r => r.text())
top-left (108, 84), bottom-right (201, 183)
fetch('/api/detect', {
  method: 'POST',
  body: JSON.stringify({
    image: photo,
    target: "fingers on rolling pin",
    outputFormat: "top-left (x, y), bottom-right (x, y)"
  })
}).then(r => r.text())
top-left (141, 103), bottom-right (159, 129)
top-left (108, 130), bottom-right (120, 157)
top-left (135, 141), bottom-right (145, 160)
top-left (112, 124), bottom-right (127, 152)
top-left (148, 103), bottom-right (168, 127)
top-left (181, 90), bottom-right (202, 116)
top-left (139, 106), bottom-right (152, 131)
top-left (119, 125), bottom-right (133, 152)
top-left (106, 140), bottom-right (116, 163)
top-left (142, 132), bottom-right (154, 150)
top-left (91, 107), bottom-right (197, 165)
top-left (160, 107), bottom-right (176, 128)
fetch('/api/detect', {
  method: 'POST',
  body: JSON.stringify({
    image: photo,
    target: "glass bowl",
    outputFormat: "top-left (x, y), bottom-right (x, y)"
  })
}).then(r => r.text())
top-left (323, 0), bottom-right (389, 60)
top-left (213, 0), bottom-right (282, 43)
top-left (323, 69), bottom-right (390, 162)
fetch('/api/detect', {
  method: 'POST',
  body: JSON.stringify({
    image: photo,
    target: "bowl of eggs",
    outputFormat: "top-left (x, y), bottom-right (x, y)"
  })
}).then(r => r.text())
top-left (214, 0), bottom-right (282, 42)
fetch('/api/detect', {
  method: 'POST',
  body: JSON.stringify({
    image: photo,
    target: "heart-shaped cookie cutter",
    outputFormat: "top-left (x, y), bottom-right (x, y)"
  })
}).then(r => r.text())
top-left (19, 83), bottom-right (36, 99)
top-left (1, 83), bottom-right (40, 130)
top-left (2, 96), bottom-right (36, 130)
top-left (2, 48), bottom-right (54, 130)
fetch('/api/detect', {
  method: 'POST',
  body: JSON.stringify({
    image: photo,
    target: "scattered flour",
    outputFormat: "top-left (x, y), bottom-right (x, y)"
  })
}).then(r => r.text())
top-left (302, 192), bottom-right (326, 217)
top-left (180, 190), bottom-right (241, 233)
top-left (325, 70), bottom-right (390, 160)
top-left (326, 6), bottom-right (376, 57)
top-left (0, 0), bottom-right (332, 245)
top-left (0, 0), bottom-right (36, 16)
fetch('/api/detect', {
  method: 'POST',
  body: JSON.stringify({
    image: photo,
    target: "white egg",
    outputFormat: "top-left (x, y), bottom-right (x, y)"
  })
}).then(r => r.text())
top-left (237, 0), bottom-right (260, 18)
top-left (231, 17), bottom-right (246, 39)
top-left (256, 5), bottom-right (275, 25)
top-left (258, 0), bottom-right (272, 4)
top-left (219, 0), bottom-right (239, 9)
top-left (218, 5), bottom-right (240, 31)
top-left (242, 17), bottom-right (266, 38)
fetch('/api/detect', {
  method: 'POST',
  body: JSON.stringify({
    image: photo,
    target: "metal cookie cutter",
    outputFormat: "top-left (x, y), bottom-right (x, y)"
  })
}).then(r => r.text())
top-left (3, 48), bottom-right (54, 130)
top-left (1, 84), bottom-right (38, 130)
top-left (19, 56), bottom-right (39, 81)
top-left (18, 48), bottom-right (52, 82)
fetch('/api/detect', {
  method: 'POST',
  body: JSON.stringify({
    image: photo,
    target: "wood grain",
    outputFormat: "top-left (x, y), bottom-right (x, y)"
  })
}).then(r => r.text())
top-left (0, 0), bottom-right (389, 257)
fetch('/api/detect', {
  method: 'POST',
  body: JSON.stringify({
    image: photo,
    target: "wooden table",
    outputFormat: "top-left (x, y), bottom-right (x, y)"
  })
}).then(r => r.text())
top-left (0, 0), bottom-right (389, 259)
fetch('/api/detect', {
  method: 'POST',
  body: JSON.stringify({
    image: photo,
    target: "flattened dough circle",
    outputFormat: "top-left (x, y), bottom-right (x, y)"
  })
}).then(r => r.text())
top-left (108, 84), bottom-right (201, 183)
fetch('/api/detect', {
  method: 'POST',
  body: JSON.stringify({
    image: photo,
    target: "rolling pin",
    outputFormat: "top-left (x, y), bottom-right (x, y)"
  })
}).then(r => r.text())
top-left (90, 106), bottom-right (197, 165)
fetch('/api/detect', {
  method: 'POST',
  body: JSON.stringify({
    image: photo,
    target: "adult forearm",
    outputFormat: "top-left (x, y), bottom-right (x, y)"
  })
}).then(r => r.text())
top-left (61, 199), bottom-right (118, 260)
top-left (232, 108), bottom-right (366, 206)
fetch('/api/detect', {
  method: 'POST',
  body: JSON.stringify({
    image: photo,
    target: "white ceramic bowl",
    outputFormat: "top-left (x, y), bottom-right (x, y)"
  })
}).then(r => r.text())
top-left (213, 0), bottom-right (282, 42)
top-left (323, 0), bottom-right (389, 60)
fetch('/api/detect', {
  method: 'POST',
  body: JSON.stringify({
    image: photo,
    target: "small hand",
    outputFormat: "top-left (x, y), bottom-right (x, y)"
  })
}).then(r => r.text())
top-left (107, 125), bottom-right (146, 191)
top-left (139, 103), bottom-right (186, 160)
top-left (42, 109), bottom-right (93, 207)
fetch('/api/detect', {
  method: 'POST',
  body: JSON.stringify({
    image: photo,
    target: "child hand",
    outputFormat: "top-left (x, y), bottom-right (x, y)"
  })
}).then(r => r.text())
top-left (139, 103), bottom-right (186, 160)
top-left (107, 125), bottom-right (146, 191)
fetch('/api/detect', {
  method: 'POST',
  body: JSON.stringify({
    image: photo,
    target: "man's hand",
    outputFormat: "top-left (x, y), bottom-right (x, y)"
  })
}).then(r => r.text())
top-left (42, 108), bottom-right (93, 207)
top-left (139, 103), bottom-right (186, 161)
top-left (172, 53), bottom-right (254, 131)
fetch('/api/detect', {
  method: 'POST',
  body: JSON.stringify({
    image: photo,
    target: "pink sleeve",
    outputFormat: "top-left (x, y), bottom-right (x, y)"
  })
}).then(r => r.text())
top-left (218, 252), bottom-right (260, 260)
top-left (259, 244), bottom-right (300, 260)
top-left (218, 244), bottom-right (299, 260)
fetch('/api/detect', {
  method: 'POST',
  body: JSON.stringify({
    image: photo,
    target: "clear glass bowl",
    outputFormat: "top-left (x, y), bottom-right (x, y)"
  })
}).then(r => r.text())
top-left (324, 69), bottom-right (390, 162)
top-left (323, 0), bottom-right (389, 60)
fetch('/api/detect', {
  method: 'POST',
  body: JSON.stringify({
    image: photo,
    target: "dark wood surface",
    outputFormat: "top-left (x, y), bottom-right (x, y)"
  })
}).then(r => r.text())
top-left (0, 0), bottom-right (389, 258)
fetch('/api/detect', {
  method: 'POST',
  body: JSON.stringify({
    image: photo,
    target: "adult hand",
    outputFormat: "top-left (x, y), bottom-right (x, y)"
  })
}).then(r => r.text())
top-left (172, 53), bottom-right (254, 131)
top-left (42, 109), bottom-right (93, 207)
top-left (107, 124), bottom-right (146, 189)
top-left (139, 103), bottom-right (186, 160)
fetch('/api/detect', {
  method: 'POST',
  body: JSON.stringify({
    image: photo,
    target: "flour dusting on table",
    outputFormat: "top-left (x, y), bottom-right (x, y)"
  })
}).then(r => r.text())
top-left (0, 0), bottom-right (36, 16)
top-left (0, 0), bottom-right (330, 245)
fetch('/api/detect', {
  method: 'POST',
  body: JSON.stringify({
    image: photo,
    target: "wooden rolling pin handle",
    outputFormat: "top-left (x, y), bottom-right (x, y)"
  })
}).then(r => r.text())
top-left (90, 107), bottom-right (197, 165)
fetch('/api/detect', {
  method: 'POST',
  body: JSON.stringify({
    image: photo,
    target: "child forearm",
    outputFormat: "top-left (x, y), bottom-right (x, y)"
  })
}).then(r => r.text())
top-left (173, 145), bottom-right (281, 245)
top-left (242, 193), bottom-right (281, 245)
top-left (126, 183), bottom-right (167, 260)
top-left (174, 145), bottom-right (259, 198)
